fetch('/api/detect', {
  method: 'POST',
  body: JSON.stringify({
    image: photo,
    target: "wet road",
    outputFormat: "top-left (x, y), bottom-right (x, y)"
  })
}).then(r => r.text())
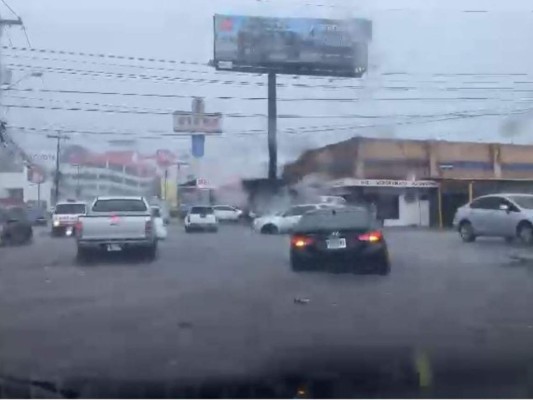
top-left (2, 223), bottom-right (533, 391)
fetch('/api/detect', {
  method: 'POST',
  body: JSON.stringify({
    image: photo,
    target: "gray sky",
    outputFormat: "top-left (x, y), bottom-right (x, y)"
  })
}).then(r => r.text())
top-left (2, 0), bottom-right (533, 183)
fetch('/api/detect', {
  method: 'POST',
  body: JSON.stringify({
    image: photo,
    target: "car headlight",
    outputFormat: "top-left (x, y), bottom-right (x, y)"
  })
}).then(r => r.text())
top-left (53, 220), bottom-right (60, 227)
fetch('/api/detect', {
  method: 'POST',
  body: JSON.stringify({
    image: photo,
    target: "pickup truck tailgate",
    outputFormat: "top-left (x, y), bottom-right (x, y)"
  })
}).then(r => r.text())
top-left (80, 214), bottom-right (150, 241)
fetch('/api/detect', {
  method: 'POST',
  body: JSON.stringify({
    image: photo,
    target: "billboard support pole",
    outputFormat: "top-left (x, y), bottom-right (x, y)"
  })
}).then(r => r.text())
top-left (267, 72), bottom-right (277, 180)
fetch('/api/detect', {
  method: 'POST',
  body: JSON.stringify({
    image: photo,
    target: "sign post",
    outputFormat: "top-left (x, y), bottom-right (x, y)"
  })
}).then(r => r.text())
top-left (172, 98), bottom-right (223, 180)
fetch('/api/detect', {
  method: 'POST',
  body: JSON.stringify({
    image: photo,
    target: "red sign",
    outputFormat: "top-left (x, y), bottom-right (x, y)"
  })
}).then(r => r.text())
top-left (27, 166), bottom-right (46, 184)
top-left (155, 149), bottom-right (177, 168)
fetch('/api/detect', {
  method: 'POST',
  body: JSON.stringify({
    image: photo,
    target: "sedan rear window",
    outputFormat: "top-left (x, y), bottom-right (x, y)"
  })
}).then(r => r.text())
top-left (296, 208), bottom-right (373, 232)
top-left (92, 199), bottom-right (147, 212)
top-left (54, 203), bottom-right (86, 214)
top-left (190, 206), bottom-right (214, 214)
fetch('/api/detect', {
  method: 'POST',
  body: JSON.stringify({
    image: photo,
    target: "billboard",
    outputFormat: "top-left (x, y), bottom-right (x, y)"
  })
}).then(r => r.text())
top-left (213, 15), bottom-right (372, 77)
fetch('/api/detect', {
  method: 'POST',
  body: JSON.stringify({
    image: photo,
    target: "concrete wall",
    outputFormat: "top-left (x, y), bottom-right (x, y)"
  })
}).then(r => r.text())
top-left (384, 193), bottom-right (430, 227)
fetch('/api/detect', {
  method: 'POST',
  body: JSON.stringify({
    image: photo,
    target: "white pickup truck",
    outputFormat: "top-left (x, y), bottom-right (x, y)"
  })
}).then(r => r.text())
top-left (75, 196), bottom-right (158, 261)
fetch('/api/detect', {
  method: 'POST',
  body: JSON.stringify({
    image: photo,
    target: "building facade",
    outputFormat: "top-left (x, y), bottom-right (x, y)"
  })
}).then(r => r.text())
top-left (283, 137), bottom-right (533, 227)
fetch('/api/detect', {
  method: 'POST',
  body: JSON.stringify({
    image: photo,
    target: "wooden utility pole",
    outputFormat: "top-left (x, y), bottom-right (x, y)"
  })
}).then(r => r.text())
top-left (46, 133), bottom-right (70, 204)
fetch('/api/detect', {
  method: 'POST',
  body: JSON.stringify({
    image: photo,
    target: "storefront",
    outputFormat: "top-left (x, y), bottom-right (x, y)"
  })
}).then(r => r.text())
top-left (327, 178), bottom-right (439, 227)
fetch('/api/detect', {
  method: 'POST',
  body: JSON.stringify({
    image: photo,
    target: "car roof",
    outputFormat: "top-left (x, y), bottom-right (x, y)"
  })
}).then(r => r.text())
top-left (474, 193), bottom-right (533, 199)
top-left (55, 201), bottom-right (86, 206)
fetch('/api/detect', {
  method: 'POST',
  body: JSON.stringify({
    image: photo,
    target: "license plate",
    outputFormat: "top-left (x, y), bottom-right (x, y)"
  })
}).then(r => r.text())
top-left (107, 244), bottom-right (121, 252)
top-left (326, 238), bottom-right (346, 249)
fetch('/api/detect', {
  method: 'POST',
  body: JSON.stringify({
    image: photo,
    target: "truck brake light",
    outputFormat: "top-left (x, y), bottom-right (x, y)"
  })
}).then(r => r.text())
top-left (145, 219), bottom-right (153, 236)
top-left (75, 220), bottom-right (83, 237)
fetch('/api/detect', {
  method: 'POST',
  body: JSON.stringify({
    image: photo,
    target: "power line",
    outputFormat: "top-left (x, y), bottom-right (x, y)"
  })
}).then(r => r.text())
top-left (5, 44), bottom-right (533, 80)
top-left (8, 96), bottom-right (529, 120)
top-left (11, 62), bottom-right (533, 94)
top-left (0, 0), bottom-right (20, 19)
top-left (7, 87), bottom-right (532, 103)
top-left (8, 62), bottom-right (379, 90)
top-left (3, 45), bottom-right (208, 67)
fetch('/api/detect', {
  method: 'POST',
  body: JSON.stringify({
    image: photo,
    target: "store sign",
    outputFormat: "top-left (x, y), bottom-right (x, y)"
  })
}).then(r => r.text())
top-left (330, 178), bottom-right (439, 188)
top-left (196, 178), bottom-right (209, 188)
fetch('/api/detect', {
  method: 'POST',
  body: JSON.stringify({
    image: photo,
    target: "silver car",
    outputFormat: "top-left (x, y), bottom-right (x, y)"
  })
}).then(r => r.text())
top-left (453, 193), bottom-right (533, 244)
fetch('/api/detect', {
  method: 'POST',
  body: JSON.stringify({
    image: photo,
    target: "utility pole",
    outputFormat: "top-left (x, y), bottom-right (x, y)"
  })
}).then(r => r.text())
top-left (47, 133), bottom-right (69, 204)
top-left (267, 72), bottom-right (277, 181)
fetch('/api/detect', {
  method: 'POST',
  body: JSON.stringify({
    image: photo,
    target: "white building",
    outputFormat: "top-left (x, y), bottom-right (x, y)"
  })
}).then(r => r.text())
top-left (0, 166), bottom-right (53, 206)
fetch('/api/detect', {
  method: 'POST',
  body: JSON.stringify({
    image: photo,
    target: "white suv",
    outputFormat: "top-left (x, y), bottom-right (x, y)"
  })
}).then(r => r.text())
top-left (184, 206), bottom-right (218, 233)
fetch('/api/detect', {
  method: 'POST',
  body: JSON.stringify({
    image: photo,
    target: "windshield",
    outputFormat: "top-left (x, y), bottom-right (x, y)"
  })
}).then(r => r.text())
top-left (54, 203), bottom-right (86, 215)
top-left (92, 199), bottom-right (147, 212)
top-left (509, 196), bottom-right (533, 210)
top-left (3, 1), bottom-right (533, 397)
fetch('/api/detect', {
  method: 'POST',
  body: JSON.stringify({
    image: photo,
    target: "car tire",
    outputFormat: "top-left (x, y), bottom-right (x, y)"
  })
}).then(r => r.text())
top-left (144, 243), bottom-right (158, 261)
top-left (374, 251), bottom-right (391, 275)
top-left (76, 247), bottom-right (92, 263)
top-left (290, 253), bottom-right (307, 272)
top-left (517, 222), bottom-right (533, 245)
top-left (459, 221), bottom-right (476, 243)
top-left (261, 224), bottom-right (279, 235)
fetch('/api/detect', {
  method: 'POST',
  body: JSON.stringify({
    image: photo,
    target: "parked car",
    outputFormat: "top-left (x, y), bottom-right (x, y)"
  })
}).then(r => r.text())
top-left (184, 206), bottom-right (218, 233)
top-left (76, 196), bottom-right (158, 261)
top-left (289, 206), bottom-right (390, 275)
top-left (0, 206), bottom-right (33, 246)
top-left (213, 205), bottom-right (243, 222)
top-left (453, 193), bottom-right (533, 243)
top-left (253, 203), bottom-right (343, 234)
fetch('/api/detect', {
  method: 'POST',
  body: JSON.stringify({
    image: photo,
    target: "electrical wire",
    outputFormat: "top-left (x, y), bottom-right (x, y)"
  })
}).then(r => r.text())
top-left (8, 96), bottom-right (529, 120)
top-left (7, 87), bottom-right (533, 104)
top-left (0, 0), bottom-right (20, 18)
top-left (5, 44), bottom-right (533, 80)
top-left (11, 62), bottom-right (533, 94)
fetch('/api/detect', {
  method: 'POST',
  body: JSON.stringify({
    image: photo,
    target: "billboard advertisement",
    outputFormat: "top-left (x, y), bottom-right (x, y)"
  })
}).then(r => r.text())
top-left (213, 15), bottom-right (372, 77)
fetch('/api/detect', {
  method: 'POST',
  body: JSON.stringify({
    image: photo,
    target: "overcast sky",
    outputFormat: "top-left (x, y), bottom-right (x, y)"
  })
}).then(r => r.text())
top-left (1, 0), bottom-right (533, 183)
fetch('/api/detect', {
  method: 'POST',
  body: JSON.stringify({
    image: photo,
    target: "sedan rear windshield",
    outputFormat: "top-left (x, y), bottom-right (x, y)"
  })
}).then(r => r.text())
top-left (190, 206), bottom-right (214, 214)
top-left (509, 196), bottom-right (533, 210)
top-left (54, 203), bottom-right (86, 214)
top-left (92, 199), bottom-right (147, 213)
top-left (296, 208), bottom-right (373, 232)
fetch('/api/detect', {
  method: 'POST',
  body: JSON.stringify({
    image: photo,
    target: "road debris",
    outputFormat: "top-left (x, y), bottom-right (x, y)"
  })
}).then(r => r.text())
top-left (294, 297), bottom-right (310, 305)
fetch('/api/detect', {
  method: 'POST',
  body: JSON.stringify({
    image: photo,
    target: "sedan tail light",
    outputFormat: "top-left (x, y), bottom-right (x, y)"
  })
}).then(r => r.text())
top-left (291, 235), bottom-right (314, 248)
top-left (358, 230), bottom-right (383, 243)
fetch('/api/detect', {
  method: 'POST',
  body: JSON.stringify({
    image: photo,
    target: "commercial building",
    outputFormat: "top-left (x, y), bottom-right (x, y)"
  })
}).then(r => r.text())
top-left (59, 146), bottom-right (179, 203)
top-left (283, 136), bottom-right (533, 227)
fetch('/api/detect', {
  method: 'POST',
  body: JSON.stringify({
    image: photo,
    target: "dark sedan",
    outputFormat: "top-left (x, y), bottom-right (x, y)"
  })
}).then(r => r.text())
top-left (289, 207), bottom-right (390, 275)
top-left (0, 206), bottom-right (33, 246)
